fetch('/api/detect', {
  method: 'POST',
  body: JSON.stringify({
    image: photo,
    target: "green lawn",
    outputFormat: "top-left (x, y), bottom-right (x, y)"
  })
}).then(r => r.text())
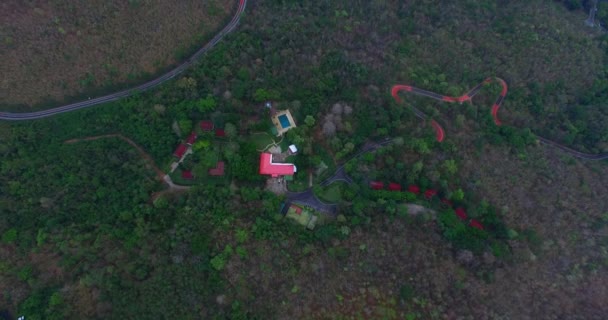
top-left (203, 172), bottom-right (230, 185)
top-left (170, 141), bottom-right (230, 186)
top-left (170, 166), bottom-right (230, 186)
top-left (286, 205), bottom-right (312, 226)
top-left (278, 137), bottom-right (289, 152)
top-left (316, 181), bottom-right (347, 203)
top-left (170, 167), bottom-right (199, 186)
top-left (286, 204), bottom-right (318, 229)
top-left (287, 178), bottom-right (308, 192)
top-left (313, 146), bottom-right (337, 183)
top-left (249, 132), bottom-right (278, 151)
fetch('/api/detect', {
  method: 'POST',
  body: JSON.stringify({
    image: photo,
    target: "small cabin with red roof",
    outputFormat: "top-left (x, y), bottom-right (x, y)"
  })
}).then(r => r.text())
top-left (424, 189), bottom-right (438, 199)
top-left (469, 219), bottom-right (485, 230)
top-left (407, 185), bottom-right (420, 194)
top-left (200, 120), bottom-right (214, 131)
top-left (209, 161), bottom-right (225, 176)
top-left (181, 170), bottom-right (194, 180)
top-left (215, 129), bottom-right (225, 137)
top-left (173, 144), bottom-right (188, 158)
top-left (388, 183), bottom-right (402, 191)
top-left (454, 207), bottom-right (468, 220)
top-left (370, 181), bottom-right (384, 190)
top-left (292, 205), bottom-right (303, 215)
top-left (441, 198), bottom-right (453, 207)
top-left (186, 132), bottom-right (197, 145)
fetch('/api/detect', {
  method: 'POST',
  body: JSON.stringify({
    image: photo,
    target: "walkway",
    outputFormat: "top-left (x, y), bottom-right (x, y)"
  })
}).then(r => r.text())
top-left (391, 78), bottom-right (608, 160)
top-left (64, 134), bottom-right (188, 191)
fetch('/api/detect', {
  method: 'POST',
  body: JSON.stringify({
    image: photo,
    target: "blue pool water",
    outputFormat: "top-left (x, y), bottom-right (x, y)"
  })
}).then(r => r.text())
top-left (278, 114), bottom-right (291, 129)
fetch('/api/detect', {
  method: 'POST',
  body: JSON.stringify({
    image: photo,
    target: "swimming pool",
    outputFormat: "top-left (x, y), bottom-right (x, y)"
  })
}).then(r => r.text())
top-left (278, 114), bottom-right (291, 129)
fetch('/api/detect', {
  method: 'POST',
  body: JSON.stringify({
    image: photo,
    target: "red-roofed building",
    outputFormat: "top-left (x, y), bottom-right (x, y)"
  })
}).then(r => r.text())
top-left (259, 153), bottom-right (296, 177)
top-left (407, 185), bottom-right (420, 194)
top-left (441, 198), bottom-right (453, 207)
top-left (469, 219), bottom-right (485, 230)
top-left (173, 144), bottom-right (188, 158)
top-left (424, 189), bottom-right (438, 199)
top-left (186, 132), bottom-right (197, 145)
top-left (200, 120), bottom-right (214, 131)
top-left (291, 205), bottom-right (303, 215)
top-left (370, 181), bottom-right (384, 190)
top-left (454, 207), bottom-right (468, 220)
top-left (388, 183), bottom-right (402, 191)
top-left (215, 129), bottom-right (225, 137)
top-left (182, 170), bottom-right (194, 180)
top-left (209, 161), bottom-right (225, 176)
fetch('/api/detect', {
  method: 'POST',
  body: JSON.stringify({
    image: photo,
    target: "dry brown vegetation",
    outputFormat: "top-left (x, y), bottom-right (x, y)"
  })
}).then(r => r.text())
top-left (0, 0), bottom-right (236, 108)
top-left (201, 1), bottom-right (608, 318)
top-left (2, 0), bottom-right (608, 318)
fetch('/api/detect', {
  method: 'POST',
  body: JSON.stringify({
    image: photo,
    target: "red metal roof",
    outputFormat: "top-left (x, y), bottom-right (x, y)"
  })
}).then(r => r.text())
top-left (208, 161), bottom-right (225, 176)
top-left (424, 189), bottom-right (438, 199)
top-left (173, 144), bottom-right (188, 158)
top-left (370, 181), bottom-right (384, 190)
top-left (441, 198), bottom-right (453, 207)
top-left (469, 219), bottom-right (485, 230)
top-left (259, 153), bottom-right (295, 177)
top-left (215, 129), bottom-right (225, 137)
top-left (182, 170), bottom-right (194, 180)
top-left (407, 185), bottom-right (420, 194)
top-left (186, 132), bottom-right (197, 145)
top-left (200, 120), bottom-right (214, 131)
top-left (291, 205), bottom-right (303, 215)
top-left (454, 207), bottom-right (468, 220)
top-left (388, 183), bottom-right (401, 191)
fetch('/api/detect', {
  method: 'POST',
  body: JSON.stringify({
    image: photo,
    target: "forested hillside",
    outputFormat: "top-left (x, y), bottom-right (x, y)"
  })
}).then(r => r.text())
top-left (1, 0), bottom-right (607, 319)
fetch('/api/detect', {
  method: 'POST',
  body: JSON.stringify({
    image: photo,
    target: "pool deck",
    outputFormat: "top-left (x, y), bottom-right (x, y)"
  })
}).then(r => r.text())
top-left (271, 109), bottom-right (297, 136)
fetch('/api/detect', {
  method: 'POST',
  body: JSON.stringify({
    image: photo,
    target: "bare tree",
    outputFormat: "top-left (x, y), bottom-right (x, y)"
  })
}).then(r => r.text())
top-left (343, 104), bottom-right (353, 115)
top-left (334, 115), bottom-right (344, 131)
top-left (322, 121), bottom-right (337, 137)
top-left (331, 103), bottom-right (343, 115)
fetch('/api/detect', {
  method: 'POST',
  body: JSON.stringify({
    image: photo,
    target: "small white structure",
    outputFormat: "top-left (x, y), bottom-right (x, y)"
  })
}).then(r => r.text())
top-left (265, 102), bottom-right (272, 108)
top-left (288, 144), bottom-right (298, 154)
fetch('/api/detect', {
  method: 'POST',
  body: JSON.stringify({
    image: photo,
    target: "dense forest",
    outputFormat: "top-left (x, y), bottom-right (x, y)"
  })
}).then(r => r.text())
top-left (1, 0), bottom-right (608, 319)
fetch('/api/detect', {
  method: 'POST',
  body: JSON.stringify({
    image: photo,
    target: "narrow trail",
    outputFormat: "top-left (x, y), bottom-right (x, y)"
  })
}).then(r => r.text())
top-left (65, 134), bottom-right (191, 201)
top-left (391, 78), bottom-right (608, 160)
top-left (64, 134), bottom-right (166, 182)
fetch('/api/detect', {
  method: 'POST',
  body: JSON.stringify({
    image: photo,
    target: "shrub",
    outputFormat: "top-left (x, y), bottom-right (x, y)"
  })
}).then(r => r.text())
top-left (2, 228), bottom-right (17, 244)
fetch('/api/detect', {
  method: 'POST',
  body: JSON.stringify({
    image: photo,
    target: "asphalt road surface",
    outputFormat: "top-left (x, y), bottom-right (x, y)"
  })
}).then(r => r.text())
top-left (0, 0), bottom-right (247, 121)
top-left (392, 79), bottom-right (608, 160)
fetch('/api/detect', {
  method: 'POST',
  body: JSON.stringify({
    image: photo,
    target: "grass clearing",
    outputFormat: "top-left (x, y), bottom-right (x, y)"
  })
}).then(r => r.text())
top-left (250, 132), bottom-right (278, 151)
top-left (314, 146), bottom-right (337, 183)
top-left (317, 182), bottom-right (347, 203)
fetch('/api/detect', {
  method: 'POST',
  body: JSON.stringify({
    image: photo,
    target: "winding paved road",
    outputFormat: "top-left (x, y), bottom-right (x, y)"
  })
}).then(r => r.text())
top-left (289, 138), bottom-right (395, 215)
top-left (319, 138), bottom-right (393, 187)
top-left (0, 0), bottom-right (247, 121)
top-left (391, 78), bottom-right (608, 160)
top-left (287, 191), bottom-right (338, 217)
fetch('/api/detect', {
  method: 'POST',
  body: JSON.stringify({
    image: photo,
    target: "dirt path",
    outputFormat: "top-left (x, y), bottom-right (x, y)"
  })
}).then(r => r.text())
top-left (64, 134), bottom-right (192, 203)
top-left (64, 134), bottom-right (166, 181)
